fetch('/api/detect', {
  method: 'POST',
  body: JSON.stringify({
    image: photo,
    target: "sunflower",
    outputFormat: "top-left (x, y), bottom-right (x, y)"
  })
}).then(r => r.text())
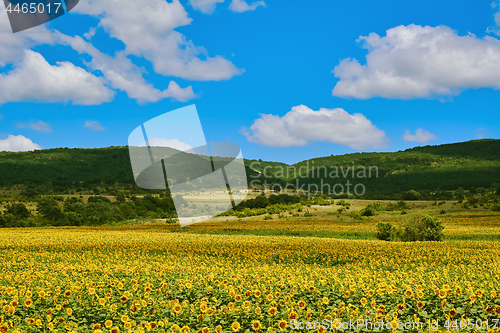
top-left (105, 320), bottom-right (113, 328)
top-left (231, 322), bottom-right (241, 332)
top-left (173, 304), bottom-right (182, 314)
top-left (98, 298), bottom-right (106, 306)
top-left (289, 311), bottom-right (299, 320)
top-left (92, 324), bottom-right (101, 330)
top-left (110, 327), bottom-right (120, 333)
top-left (298, 300), bottom-right (306, 309)
top-left (268, 307), bottom-right (277, 316)
top-left (449, 309), bottom-right (457, 317)
top-left (64, 291), bottom-right (71, 297)
top-left (255, 307), bottom-right (262, 315)
top-left (252, 321), bottom-right (262, 331)
top-left (417, 301), bottom-right (425, 310)
top-left (181, 326), bottom-right (190, 333)
top-left (24, 299), bottom-right (33, 307)
top-left (278, 320), bottom-right (287, 330)
top-left (360, 298), bottom-right (367, 306)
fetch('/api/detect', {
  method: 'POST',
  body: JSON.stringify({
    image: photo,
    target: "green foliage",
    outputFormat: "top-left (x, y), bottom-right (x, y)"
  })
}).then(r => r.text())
top-left (491, 204), bottom-right (500, 212)
top-left (402, 190), bottom-right (420, 200)
top-left (376, 222), bottom-right (393, 241)
top-left (6, 203), bottom-right (31, 219)
top-left (386, 200), bottom-right (410, 211)
top-left (360, 203), bottom-right (384, 216)
top-left (1, 140), bottom-right (499, 200)
top-left (399, 215), bottom-right (445, 242)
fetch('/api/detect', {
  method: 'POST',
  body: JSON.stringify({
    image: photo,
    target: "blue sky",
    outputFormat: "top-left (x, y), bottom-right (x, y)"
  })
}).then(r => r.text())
top-left (0, 0), bottom-right (499, 163)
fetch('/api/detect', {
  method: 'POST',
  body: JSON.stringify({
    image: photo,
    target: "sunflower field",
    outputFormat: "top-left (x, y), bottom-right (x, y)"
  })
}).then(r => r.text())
top-left (0, 221), bottom-right (499, 333)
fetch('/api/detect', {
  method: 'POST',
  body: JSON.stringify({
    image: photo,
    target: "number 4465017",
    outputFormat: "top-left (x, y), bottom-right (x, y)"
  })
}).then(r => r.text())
top-left (6, 2), bottom-right (62, 14)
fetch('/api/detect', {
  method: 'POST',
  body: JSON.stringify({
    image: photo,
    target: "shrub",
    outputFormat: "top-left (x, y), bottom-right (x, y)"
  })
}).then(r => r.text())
top-left (491, 204), bottom-right (500, 212)
top-left (400, 215), bottom-right (444, 242)
top-left (360, 203), bottom-right (384, 216)
top-left (402, 190), bottom-right (420, 200)
top-left (6, 203), bottom-right (31, 220)
top-left (376, 222), bottom-right (393, 241)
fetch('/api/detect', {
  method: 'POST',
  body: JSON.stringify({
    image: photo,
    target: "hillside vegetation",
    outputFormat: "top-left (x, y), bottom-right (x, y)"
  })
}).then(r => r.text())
top-left (0, 139), bottom-right (498, 199)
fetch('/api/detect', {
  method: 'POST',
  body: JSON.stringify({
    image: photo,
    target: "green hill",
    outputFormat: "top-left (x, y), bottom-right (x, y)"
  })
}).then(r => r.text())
top-left (0, 139), bottom-right (498, 199)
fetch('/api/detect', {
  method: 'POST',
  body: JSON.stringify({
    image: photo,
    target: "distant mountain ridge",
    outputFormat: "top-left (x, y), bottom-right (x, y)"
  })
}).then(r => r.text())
top-left (0, 139), bottom-right (498, 198)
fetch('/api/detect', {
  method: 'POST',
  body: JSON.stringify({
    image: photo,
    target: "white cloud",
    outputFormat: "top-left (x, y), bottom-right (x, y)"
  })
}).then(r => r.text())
top-left (0, 134), bottom-right (41, 152)
top-left (487, 1), bottom-right (500, 35)
top-left (475, 127), bottom-right (488, 138)
top-left (73, 0), bottom-right (244, 81)
top-left (56, 34), bottom-right (197, 103)
top-left (228, 0), bottom-right (266, 13)
top-left (0, 5), bottom-right (55, 66)
top-left (0, 1), bottom-right (231, 106)
top-left (403, 128), bottom-right (438, 144)
top-left (84, 120), bottom-right (106, 131)
top-left (140, 138), bottom-right (193, 151)
top-left (189, 0), bottom-right (225, 14)
top-left (0, 50), bottom-right (114, 105)
top-left (332, 24), bottom-right (500, 99)
top-left (242, 104), bottom-right (388, 149)
top-left (17, 120), bottom-right (52, 132)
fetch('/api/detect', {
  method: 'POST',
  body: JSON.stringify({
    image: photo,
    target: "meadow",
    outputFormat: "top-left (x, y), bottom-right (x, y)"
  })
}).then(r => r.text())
top-left (0, 206), bottom-right (500, 332)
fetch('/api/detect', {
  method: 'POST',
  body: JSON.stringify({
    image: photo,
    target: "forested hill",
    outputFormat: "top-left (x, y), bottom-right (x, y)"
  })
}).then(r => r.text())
top-left (0, 139), bottom-right (498, 198)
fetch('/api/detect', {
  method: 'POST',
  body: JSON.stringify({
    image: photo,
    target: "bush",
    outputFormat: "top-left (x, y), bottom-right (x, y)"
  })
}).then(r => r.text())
top-left (491, 204), bottom-right (500, 212)
top-left (377, 215), bottom-right (444, 242)
top-left (400, 215), bottom-right (444, 242)
top-left (402, 190), bottom-right (420, 200)
top-left (376, 222), bottom-right (393, 241)
top-left (360, 203), bottom-right (384, 216)
top-left (6, 203), bottom-right (31, 220)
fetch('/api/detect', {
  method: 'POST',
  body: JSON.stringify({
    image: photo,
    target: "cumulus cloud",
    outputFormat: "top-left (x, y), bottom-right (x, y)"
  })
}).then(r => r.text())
top-left (0, 134), bottom-right (41, 152)
top-left (189, 0), bottom-right (265, 14)
top-left (403, 128), bottom-right (438, 144)
top-left (228, 0), bottom-right (266, 13)
top-left (189, 0), bottom-right (225, 14)
top-left (84, 120), bottom-right (106, 131)
top-left (73, 0), bottom-right (244, 81)
top-left (140, 138), bottom-right (193, 151)
top-left (56, 34), bottom-right (196, 103)
top-left (0, 5), bottom-right (55, 66)
top-left (0, 50), bottom-right (114, 105)
top-left (0, 1), bottom-right (231, 106)
top-left (16, 120), bottom-right (52, 132)
top-left (332, 24), bottom-right (500, 99)
top-left (242, 105), bottom-right (388, 149)
top-left (487, 1), bottom-right (500, 35)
